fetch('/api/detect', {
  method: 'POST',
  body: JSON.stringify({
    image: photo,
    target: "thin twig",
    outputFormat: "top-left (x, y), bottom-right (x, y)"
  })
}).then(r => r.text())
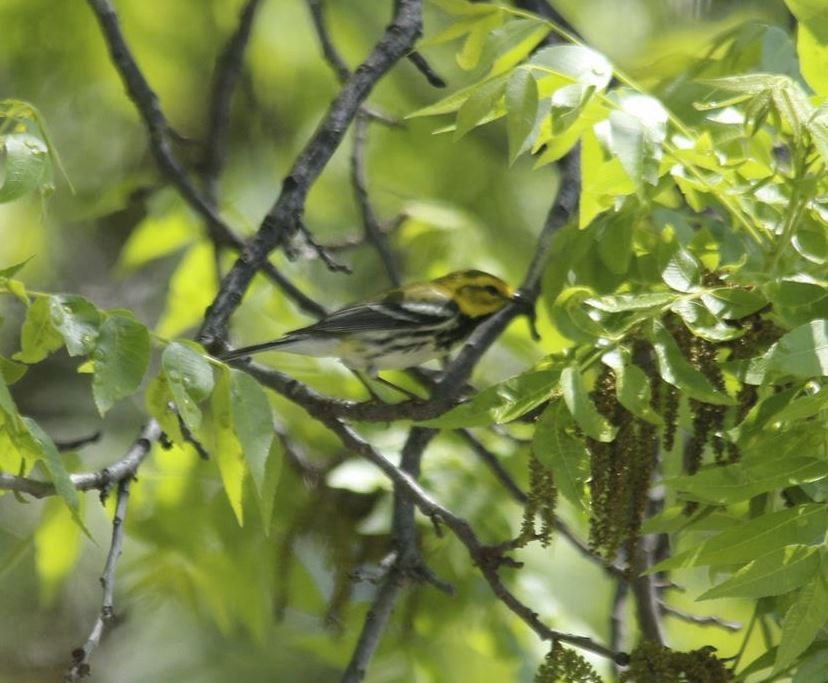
top-left (197, 0), bottom-right (426, 347)
top-left (54, 431), bottom-right (102, 452)
top-left (0, 422), bottom-right (161, 498)
top-left (659, 601), bottom-right (741, 632)
top-left (201, 0), bottom-right (262, 206)
top-left (406, 51), bottom-right (446, 87)
top-left (340, 566), bottom-right (406, 682)
top-left (318, 415), bottom-right (629, 665)
top-left (351, 112), bottom-right (401, 285)
top-left (85, 0), bottom-right (326, 319)
top-left (64, 477), bottom-right (133, 682)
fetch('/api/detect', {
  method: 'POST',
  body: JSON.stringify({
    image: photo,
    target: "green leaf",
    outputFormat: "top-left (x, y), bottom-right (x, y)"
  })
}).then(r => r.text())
top-left (651, 321), bottom-right (736, 405)
top-left (660, 245), bottom-right (702, 293)
top-left (701, 287), bottom-right (768, 319)
top-left (0, 133), bottom-right (49, 203)
top-left (49, 295), bottom-right (101, 356)
top-left (654, 505), bottom-right (827, 571)
top-left (257, 438), bottom-right (283, 533)
top-left (230, 370), bottom-right (273, 501)
top-left (0, 257), bottom-right (33, 280)
top-left (532, 403), bottom-right (589, 510)
top-left (209, 367), bottom-right (245, 525)
top-left (488, 19), bottom-right (550, 76)
top-left (144, 375), bottom-right (183, 444)
top-left (454, 77), bottom-right (507, 139)
top-left (505, 68), bottom-right (539, 163)
top-left (698, 545), bottom-right (820, 600)
top-left (775, 571), bottom-right (828, 673)
top-left (769, 320), bottom-right (828, 378)
top-left (529, 45), bottom-right (613, 91)
top-left (602, 350), bottom-right (663, 425)
top-left (92, 315), bottom-right (151, 415)
top-left (667, 457), bottom-right (828, 504)
top-left (420, 368), bottom-right (558, 428)
top-left (22, 417), bottom-right (79, 513)
top-left (456, 12), bottom-right (502, 70)
top-left (585, 292), bottom-right (676, 313)
top-left (793, 216), bottom-right (828, 265)
top-left (794, 649), bottom-right (828, 683)
top-left (14, 296), bottom-right (64, 363)
top-left (0, 356), bottom-right (27, 385)
top-left (605, 93), bottom-right (667, 187)
top-left (785, 0), bottom-right (828, 94)
top-left (162, 342), bottom-right (215, 432)
top-left (560, 365), bottom-right (617, 442)
top-left (408, 73), bottom-right (509, 118)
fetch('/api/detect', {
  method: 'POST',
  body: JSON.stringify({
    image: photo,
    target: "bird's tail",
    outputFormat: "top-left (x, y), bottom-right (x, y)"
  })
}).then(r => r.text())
top-left (219, 338), bottom-right (293, 362)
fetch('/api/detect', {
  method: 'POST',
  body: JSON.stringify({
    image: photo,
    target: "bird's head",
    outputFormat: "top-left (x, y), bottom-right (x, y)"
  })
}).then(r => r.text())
top-left (434, 270), bottom-right (516, 317)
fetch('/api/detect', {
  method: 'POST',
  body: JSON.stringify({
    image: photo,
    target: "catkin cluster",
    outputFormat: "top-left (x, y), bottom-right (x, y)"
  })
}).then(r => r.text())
top-left (534, 642), bottom-right (603, 683)
top-left (520, 455), bottom-right (558, 547)
top-left (586, 359), bottom-right (658, 565)
top-left (620, 642), bottom-right (733, 683)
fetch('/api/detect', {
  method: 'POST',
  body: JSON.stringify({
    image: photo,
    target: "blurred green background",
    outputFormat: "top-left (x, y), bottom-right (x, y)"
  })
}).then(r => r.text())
top-left (0, 1), bottom-right (793, 681)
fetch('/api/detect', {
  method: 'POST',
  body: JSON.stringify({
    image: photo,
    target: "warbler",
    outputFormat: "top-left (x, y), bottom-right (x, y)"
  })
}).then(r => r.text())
top-left (221, 269), bottom-right (522, 373)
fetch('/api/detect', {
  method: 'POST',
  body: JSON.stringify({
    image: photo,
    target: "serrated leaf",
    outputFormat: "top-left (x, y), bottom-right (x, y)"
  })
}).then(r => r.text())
top-left (14, 297), bottom-right (64, 363)
top-left (0, 133), bottom-right (49, 203)
top-left (529, 45), bottom-right (613, 90)
top-left (667, 457), bottom-right (828, 504)
top-left (454, 77), bottom-right (507, 139)
top-left (488, 19), bottom-right (550, 76)
top-left (92, 315), bottom-right (151, 415)
top-left (456, 12), bottom-right (502, 70)
top-left (420, 369), bottom-right (558, 428)
top-left (701, 287), bottom-right (768, 319)
top-left (505, 68), bottom-right (539, 163)
top-left (560, 365), bottom-right (617, 442)
top-left (209, 368), bottom-right (245, 525)
top-left (698, 545), bottom-right (819, 600)
top-left (661, 245), bottom-right (702, 292)
top-left (775, 572), bottom-right (828, 672)
top-left (601, 352), bottom-right (663, 425)
top-left (532, 403), bottom-right (589, 510)
top-left (651, 321), bottom-right (736, 405)
top-left (0, 257), bottom-right (33, 279)
top-left (0, 356), bottom-right (27, 385)
top-left (793, 649), bottom-right (828, 683)
top-left (49, 295), bottom-right (101, 356)
top-left (230, 370), bottom-right (273, 500)
top-left (408, 73), bottom-right (509, 119)
top-left (144, 375), bottom-right (183, 444)
top-left (258, 437), bottom-right (283, 533)
top-left (769, 320), bottom-right (828, 378)
top-left (22, 417), bottom-right (79, 513)
top-left (654, 505), bottom-right (827, 571)
top-left (162, 342), bottom-right (214, 432)
top-left (585, 292), bottom-right (676, 313)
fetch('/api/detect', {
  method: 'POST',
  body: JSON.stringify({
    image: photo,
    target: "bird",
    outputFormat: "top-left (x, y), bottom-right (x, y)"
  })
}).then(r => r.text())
top-left (220, 269), bottom-right (522, 374)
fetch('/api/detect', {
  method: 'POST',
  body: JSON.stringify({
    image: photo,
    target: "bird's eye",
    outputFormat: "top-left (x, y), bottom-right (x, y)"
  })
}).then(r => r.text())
top-left (484, 284), bottom-right (500, 296)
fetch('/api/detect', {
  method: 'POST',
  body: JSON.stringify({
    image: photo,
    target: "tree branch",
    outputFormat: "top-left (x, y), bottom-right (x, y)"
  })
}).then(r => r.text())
top-left (351, 111), bottom-right (401, 285)
top-left (201, 0), bottom-right (263, 206)
top-left (317, 415), bottom-right (628, 665)
top-left (198, 0), bottom-right (425, 346)
top-left (64, 477), bottom-right (133, 682)
top-left (0, 422), bottom-right (161, 498)
top-left (85, 0), bottom-right (327, 320)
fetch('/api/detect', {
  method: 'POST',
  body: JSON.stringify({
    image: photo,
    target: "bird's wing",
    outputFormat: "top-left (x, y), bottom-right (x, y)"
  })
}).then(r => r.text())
top-left (296, 295), bottom-right (459, 335)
